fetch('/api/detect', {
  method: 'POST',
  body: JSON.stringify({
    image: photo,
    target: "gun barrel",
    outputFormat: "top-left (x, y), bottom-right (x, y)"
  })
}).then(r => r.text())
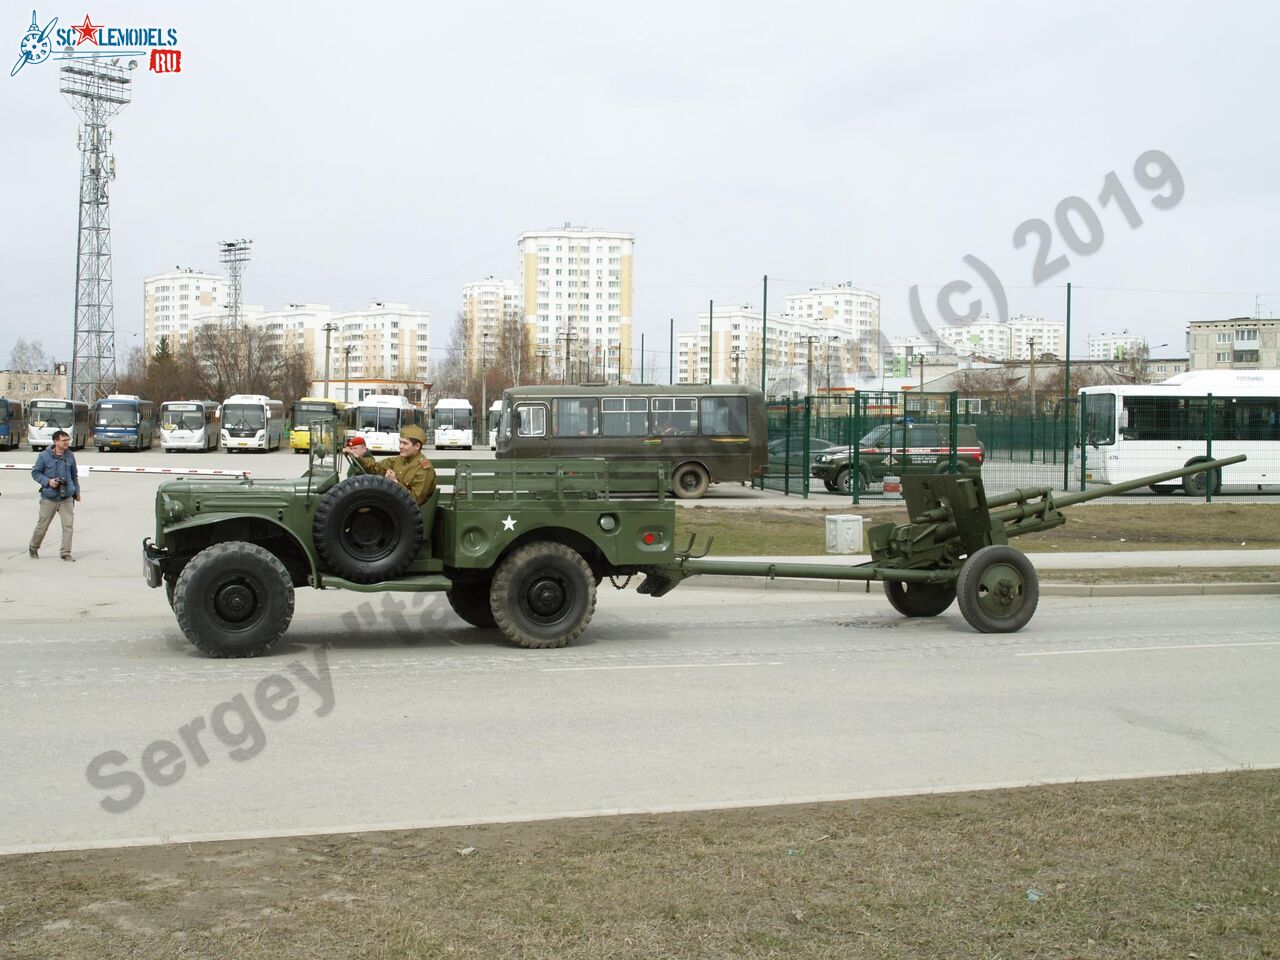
top-left (989, 454), bottom-right (1247, 521)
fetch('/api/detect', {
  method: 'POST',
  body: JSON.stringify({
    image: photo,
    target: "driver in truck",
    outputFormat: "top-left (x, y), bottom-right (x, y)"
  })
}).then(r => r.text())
top-left (342, 425), bottom-right (437, 504)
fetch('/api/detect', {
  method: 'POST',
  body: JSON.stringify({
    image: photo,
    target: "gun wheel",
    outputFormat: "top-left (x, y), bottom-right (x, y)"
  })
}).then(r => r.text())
top-left (956, 545), bottom-right (1039, 633)
top-left (491, 542), bottom-right (596, 649)
top-left (883, 580), bottom-right (956, 617)
top-left (447, 579), bottom-right (496, 629)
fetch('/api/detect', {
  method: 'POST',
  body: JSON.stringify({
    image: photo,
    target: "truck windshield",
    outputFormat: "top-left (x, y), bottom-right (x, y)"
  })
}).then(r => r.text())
top-left (223, 404), bottom-right (266, 430)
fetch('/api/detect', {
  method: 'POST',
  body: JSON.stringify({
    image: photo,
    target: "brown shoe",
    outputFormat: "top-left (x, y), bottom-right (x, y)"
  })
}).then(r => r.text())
top-left (29, 548), bottom-right (38, 558)
top-left (61, 555), bottom-right (76, 562)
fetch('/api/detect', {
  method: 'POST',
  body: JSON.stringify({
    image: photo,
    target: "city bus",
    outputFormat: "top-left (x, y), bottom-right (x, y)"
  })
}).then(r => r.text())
top-left (159, 400), bottom-right (220, 452)
top-left (1080, 370), bottom-right (1280, 494)
top-left (495, 384), bottom-right (768, 498)
top-left (220, 394), bottom-right (286, 452)
top-left (432, 398), bottom-right (474, 450)
top-left (289, 396), bottom-right (349, 454)
top-left (92, 394), bottom-right (156, 452)
top-left (351, 394), bottom-right (422, 454)
top-left (27, 398), bottom-right (89, 451)
top-left (0, 398), bottom-right (24, 450)
top-left (487, 399), bottom-right (503, 450)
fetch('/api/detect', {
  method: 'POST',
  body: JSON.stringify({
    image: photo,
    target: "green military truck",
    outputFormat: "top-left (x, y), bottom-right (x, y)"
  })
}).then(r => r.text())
top-left (811, 422), bottom-right (985, 494)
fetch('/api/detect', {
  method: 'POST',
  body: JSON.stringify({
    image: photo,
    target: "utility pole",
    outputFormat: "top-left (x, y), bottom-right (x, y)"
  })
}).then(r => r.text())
top-left (919, 354), bottom-right (925, 393)
top-left (536, 347), bottom-right (550, 384)
top-left (640, 333), bottom-right (645, 383)
top-left (731, 348), bottom-right (742, 384)
top-left (804, 335), bottom-right (819, 396)
top-left (321, 321), bottom-right (338, 397)
top-left (669, 318), bottom-right (674, 384)
top-left (707, 300), bottom-right (715, 384)
top-left (825, 336), bottom-right (837, 399)
top-left (1063, 282), bottom-right (1072, 491)
top-left (480, 331), bottom-right (491, 428)
top-left (761, 274), bottom-right (768, 394)
top-left (342, 344), bottom-right (354, 403)
top-left (557, 330), bottom-right (578, 385)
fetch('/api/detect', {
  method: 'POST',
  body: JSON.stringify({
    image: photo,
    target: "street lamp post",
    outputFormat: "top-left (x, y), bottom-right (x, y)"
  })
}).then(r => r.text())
top-left (321, 321), bottom-right (338, 397)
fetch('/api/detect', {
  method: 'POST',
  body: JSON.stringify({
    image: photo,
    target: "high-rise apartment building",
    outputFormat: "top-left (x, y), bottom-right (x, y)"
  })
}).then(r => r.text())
top-left (335, 302), bottom-right (431, 381)
top-left (461, 277), bottom-right (521, 375)
top-left (1088, 331), bottom-right (1147, 360)
top-left (936, 315), bottom-right (1065, 361)
top-left (143, 268), bottom-right (227, 355)
top-left (783, 284), bottom-right (880, 376)
top-left (518, 225), bottom-right (634, 382)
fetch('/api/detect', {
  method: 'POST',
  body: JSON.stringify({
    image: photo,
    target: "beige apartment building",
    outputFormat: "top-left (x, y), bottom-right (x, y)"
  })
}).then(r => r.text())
top-left (461, 277), bottom-right (522, 375)
top-left (0, 367), bottom-right (69, 400)
top-left (143, 268), bottom-right (227, 355)
top-left (1187, 317), bottom-right (1279, 369)
top-left (518, 225), bottom-right (634, 382)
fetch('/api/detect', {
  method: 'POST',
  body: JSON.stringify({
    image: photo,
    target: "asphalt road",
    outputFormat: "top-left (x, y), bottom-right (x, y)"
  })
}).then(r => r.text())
top-left (1, 587), bottom-right (1276, 854)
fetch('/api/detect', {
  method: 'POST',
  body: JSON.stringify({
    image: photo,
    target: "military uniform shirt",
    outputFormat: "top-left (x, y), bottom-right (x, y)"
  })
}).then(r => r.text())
top-left (353, 453), bottom-right (437, 504)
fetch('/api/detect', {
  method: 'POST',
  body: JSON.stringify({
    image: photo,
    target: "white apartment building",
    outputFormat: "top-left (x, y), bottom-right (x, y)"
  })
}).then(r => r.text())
top-left (783, 283), bottom-right (880, 368)
top-left (1088, 331), bottom-right (1147, 360)
top-left (143, 268), bottom-right (228, 355)
top-left (335, 302), bottom-right (431, 381)
top-left (888, 336), bottom-right (948, 359)
top-left (518, 225), bottom-right (634, 382)
top-left (461, 277), bottom-right (521, 374)
top-left (675, 304), bottom-right (872, 391)
top-left (936, 315), bottom-right (1065, 361)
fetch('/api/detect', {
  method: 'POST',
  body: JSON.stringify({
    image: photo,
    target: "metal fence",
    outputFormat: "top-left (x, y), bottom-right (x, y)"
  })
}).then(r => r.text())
top-left (758, 391), bottom-right (1280, 502)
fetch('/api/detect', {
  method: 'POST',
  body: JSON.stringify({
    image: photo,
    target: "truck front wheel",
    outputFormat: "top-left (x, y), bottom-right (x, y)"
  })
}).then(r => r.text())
top-left (173, 541), bottom-right (295, 657)
top-left (490, 542), bottom-right (596, 649)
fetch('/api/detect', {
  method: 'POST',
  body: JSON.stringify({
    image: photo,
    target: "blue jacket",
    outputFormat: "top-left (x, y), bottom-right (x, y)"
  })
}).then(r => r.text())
top-left (32, 448), bottom-right (80, 501)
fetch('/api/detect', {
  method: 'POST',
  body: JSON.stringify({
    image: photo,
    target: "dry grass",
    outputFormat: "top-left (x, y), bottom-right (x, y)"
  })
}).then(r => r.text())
top-left (2, 771), bottom-right (1277, 959)
top-left (1037, 566), bottom-right (1280, 585)
top-left (678, 504), bottom-right (1280, 556)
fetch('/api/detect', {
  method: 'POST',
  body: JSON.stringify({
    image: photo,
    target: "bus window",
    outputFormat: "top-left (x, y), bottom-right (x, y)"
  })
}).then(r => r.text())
top-left (553, 398), bottom-right (599, 437)
top-left (602, 398), bottom-right (648, 436)
top-left (1082, 392), bottom-right (1115, 446)
top-left (652, 397), bottom-right (696, 436)
top-left (699, 396), bottom-right (747, 436)
top-left (516, 403), bottom-right (546, 437)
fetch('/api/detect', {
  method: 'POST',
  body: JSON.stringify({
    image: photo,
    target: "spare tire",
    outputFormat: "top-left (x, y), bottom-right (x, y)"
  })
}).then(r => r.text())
top-left (313, 474), bottom-right (423, 583)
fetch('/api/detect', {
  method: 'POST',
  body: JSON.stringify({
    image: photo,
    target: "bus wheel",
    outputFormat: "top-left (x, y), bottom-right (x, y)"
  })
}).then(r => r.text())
top-left (672, 463), bottom-right (710, 499)
top-left (173, 542), bottom-right (295, 657)
top-left (1182, 458), bottom-right (1221, 496)
top-left (490, 542), bottom-right (596, 649)
top-left (447, 578), bottom-right (496, 628)
top-left (956, 545), bottom-right (1039, 633)
top-left (884, 580), bottom-right (956, 617)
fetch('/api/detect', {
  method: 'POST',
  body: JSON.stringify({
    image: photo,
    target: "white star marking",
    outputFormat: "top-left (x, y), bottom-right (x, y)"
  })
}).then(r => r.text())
top-left (502, 515), bottom-right (517, 532)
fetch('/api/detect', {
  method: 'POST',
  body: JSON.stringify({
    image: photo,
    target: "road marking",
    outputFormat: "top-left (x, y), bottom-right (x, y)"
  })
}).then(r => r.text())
top-left (541, 661), bottom-right (782, 673)
top-left (1017, 641), bottom-right (1280, 658)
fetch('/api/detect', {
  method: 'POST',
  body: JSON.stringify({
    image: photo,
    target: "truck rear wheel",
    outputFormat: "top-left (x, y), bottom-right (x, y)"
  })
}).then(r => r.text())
top-left (956, 545), bottom-right (1038, 633)
top-left (883, 580), bottom-right (956, 617)
top-left (313, 475), bottom-right (423, 583)
top-left (447, 580), bottom-right (496, 628)
top-left (173, 541), bottom-right (295, 657)
top-left (490, 542), bottom-right (596, 648)
top-left (672, 462), bottom-right (710, 499)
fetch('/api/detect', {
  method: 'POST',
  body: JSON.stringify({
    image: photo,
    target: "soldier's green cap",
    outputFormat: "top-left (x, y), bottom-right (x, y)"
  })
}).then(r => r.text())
top-left (400, 425), bottom-right (427, 444)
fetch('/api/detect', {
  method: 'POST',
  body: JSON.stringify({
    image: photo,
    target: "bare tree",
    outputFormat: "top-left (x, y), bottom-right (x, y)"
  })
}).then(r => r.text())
top-left (8, 338), bottom-right (53, 372)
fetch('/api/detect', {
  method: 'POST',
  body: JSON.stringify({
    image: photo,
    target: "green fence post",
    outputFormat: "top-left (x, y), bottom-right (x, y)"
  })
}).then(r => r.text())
top-left (852, 393), bottom-right (862, 505)
top-left (783, 400), bottom-right (792, 497)
top-left (1205, 393), bottom-right (1214, 504)
top-left (803, 395), bottom-right (812, 498)
top-left (949, 391), bottom-right (958, 473)
top-left (1078, 399), bottom-right (1087, 492)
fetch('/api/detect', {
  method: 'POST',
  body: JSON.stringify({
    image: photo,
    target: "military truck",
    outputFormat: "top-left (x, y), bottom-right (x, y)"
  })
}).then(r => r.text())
top-left (811, 422), bottom-right (985, 494)
top-left (141, 418), bottom-right (1244, 656)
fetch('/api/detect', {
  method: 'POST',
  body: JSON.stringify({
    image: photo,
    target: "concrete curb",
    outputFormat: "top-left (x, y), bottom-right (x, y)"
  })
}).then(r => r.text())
top-left (681, 576), bottom-right (1280, 597)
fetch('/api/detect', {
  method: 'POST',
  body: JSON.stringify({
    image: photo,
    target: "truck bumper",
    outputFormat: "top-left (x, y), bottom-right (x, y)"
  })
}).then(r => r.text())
top-left (142, 538), bottom-right (164, 588)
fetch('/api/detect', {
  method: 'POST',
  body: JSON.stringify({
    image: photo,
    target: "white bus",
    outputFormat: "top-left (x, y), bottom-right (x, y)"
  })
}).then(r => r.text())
top-left (160, 400), bottom-right (220, 452)
top-left (28, 398), bottom-right (89, 451)
top-left (351, 394), bottom-right (423, 454)
top-left (1080, 370), bottom-right (1280, 494)
top-left (220, 394), bottom-right (285, 452)
top-left (432, 397), bottom-right (474, 450)
top-left (487, 399), bottom-right (503, 450)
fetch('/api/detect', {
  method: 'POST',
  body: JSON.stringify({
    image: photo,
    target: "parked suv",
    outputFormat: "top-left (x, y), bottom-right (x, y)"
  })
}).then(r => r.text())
top-left (811, 422), bottom-right (984, 494)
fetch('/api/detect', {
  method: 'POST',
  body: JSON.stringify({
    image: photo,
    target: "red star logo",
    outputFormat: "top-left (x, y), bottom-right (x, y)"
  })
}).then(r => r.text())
top-left (73, 15), bottom-right (101, 45)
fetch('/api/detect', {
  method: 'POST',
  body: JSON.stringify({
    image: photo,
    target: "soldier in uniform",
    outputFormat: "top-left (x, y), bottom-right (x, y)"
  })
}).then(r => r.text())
top-left (342, 424), bottom-right (436, 504)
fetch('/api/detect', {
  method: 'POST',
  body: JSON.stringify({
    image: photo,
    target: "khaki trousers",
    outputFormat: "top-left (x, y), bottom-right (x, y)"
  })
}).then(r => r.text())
top-left (30, 498), bottom-right (75, 557)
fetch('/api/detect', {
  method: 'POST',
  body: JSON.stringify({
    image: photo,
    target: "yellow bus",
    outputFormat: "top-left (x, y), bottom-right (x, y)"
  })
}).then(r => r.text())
top-left (289, 397), bottom-right (349, 454)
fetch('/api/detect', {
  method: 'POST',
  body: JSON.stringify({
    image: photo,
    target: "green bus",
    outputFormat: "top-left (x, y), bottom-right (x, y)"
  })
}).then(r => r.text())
top-left (495, 384), bottom-right (767, 499)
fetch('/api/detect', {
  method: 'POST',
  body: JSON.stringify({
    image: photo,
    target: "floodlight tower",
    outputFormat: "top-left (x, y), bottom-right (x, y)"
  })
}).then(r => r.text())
top-left (61, 58), bottom-right (134, 402)
top-left (219, 239), bottom-right (253, 326)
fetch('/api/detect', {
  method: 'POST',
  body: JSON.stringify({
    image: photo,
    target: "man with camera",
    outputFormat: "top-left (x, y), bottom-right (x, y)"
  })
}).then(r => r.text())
top-left (29, 429), bottom-right (81, 562)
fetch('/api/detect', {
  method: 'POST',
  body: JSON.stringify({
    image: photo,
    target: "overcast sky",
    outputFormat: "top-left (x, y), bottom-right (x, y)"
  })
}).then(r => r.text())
top-left (2, 0), bottom-right (1277, 372)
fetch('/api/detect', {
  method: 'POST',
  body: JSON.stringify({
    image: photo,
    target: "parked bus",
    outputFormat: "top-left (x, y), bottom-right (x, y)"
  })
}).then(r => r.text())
top-left (1080, 370), bottom-right (1280, 495)
top-left (28, 398), bottom-right (89, 451)
top-left (496, 384), bottom-right (767, 498)
top-left (351, 394), bottom-right (423, 454)
top-left (487, 399), bottom-right (503, 450)
top-left (289, 396), bottom-right (349, 454)
top-left (0, 398), bottom-right (24, 450)
top-left (432, 398), bottom-right (474, 450)
top-left (220, 394), bottom-right (286, 452)
top-left (159, 400), bottom-right (220, 452)
top-left (92, 394), bottom-right (156, 452)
